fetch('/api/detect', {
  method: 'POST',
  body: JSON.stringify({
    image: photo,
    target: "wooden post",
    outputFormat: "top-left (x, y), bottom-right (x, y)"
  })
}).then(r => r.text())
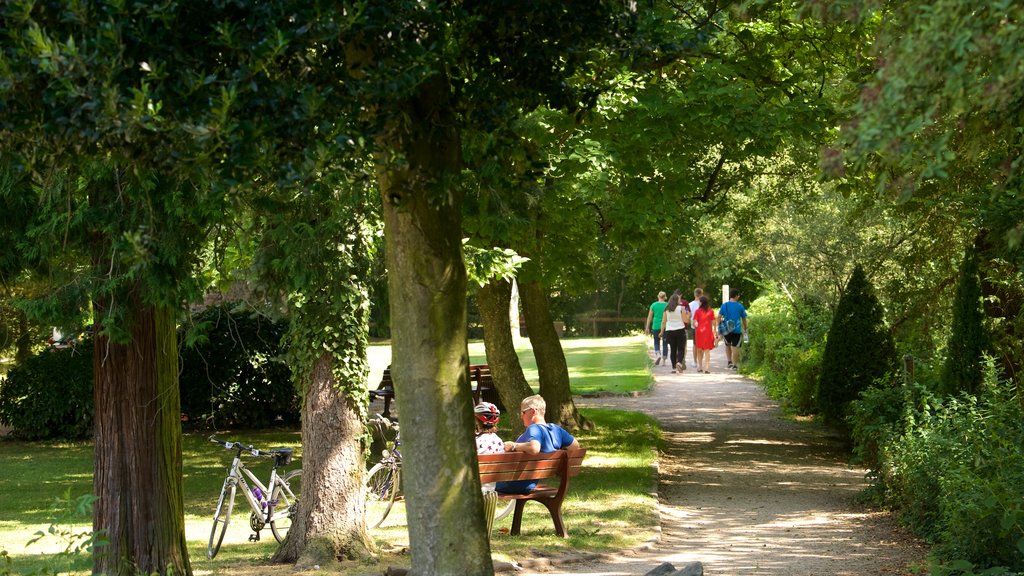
top-left (903, 354), bottom-right (915, 385)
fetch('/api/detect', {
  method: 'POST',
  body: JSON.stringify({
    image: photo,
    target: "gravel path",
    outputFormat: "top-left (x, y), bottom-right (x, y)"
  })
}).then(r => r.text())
top-left (520, 346), bottom-right (927, 576)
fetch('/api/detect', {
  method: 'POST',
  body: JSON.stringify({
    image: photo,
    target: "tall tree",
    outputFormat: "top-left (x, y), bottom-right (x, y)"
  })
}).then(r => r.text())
top-left (346, 3), bottom-right (632, 570)
top-left (0, 3), bottom-right (377, 571)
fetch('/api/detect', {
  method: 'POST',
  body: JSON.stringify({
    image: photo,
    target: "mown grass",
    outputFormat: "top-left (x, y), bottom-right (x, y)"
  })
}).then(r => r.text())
top-left (2, 336), bottom-right (659, 574)
top-left (369, 334), bottom-right (653, 397)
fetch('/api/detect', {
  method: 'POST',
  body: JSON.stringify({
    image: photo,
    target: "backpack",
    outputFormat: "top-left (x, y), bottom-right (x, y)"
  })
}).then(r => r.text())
top-left (720, 302), bottom-right (742, 334)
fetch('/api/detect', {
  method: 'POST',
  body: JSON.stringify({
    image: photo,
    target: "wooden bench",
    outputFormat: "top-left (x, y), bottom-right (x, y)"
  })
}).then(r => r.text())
top-left (468, 363), bottom-right (503, 410)
top-left (478, 448), bottom-right (587, 537)
top-left (368, 367), bottom-right (395, 418)
top-left (369, 364), bottom-right (500, 418)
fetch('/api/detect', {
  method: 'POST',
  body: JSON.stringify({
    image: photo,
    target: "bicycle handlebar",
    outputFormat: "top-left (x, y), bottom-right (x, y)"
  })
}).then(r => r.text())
top-left (208, 435), bottom-right (281, 459)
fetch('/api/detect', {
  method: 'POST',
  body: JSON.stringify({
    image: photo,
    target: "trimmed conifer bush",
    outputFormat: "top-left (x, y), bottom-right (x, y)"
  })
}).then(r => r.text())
top-left (817, 264), bottom-right (899, 426)
top-left (938, 245), bottom-right (987, 396)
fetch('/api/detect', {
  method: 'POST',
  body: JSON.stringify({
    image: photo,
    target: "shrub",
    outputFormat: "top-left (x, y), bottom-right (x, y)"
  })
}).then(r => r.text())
top-left (817, 265), bottom-right (899, 427)
top-left (0, 339), bottom-right (94, 440)
top-left (939, 245), bottom-right (988, 396)
top-left (876, 363), bottom-right (1024, 571)
top-left (848, 374), bottom-right (909, 481)
top-left (178, 304), bottom-right (298, 429)
top-left (745, 291), bottom-right (829, 414)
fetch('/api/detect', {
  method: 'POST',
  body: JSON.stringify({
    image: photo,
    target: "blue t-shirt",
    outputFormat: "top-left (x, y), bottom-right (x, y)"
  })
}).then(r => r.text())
top-left (495, 423), bottom-right (576, 494)
top-left (718, 301), bottom-right (747, 333)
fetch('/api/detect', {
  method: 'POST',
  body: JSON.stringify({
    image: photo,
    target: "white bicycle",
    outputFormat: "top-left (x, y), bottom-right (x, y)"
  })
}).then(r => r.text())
top-left (207, 436), bottom-right (302, 559)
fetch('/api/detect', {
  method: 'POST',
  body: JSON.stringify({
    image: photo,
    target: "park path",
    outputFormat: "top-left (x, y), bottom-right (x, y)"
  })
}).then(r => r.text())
top-left (521, 345), bottom-right (927, 576)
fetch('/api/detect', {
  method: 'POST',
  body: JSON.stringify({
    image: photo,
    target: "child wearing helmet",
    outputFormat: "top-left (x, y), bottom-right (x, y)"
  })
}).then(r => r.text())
top-left (474, 402), bottom-right (505, 455)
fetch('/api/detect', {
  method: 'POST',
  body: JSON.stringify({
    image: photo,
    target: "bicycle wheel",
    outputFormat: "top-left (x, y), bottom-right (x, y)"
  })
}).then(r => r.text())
top-left (269, 469), bottom-right (302, 543)
top-left (364, 462), bottom-right (399, 529)
top-left (207, 479), bottom-right (237, 559)
top-left (494, 499), bottom-right (515, 522)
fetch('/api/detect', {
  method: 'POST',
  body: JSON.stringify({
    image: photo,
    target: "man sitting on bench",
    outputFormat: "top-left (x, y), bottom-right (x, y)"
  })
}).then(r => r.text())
top-left (497, 394), bottom-right (581, 494)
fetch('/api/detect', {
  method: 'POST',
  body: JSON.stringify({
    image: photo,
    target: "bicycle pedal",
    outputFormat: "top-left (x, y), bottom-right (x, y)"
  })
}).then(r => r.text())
top-left (248, 533), bottom-right (261, 542)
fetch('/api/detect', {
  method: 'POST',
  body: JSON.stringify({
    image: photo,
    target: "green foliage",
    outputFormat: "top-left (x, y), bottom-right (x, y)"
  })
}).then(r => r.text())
top-left (178, 304), bottom-right (297, 430)
top-left (874, 365), bottom-right (1024, 571)
top-left (744, 291), bottom-right (831, 414)
top-left (0, 339), bottom-right (93, 440)
top-left (848, 374), bottom-right (909, 480)
top-left (940, 245), bottom-right (988, 396)
top-left (463, 241), bottom-right (528, 288)
top-left (817, 265), bottom-right (899, 426)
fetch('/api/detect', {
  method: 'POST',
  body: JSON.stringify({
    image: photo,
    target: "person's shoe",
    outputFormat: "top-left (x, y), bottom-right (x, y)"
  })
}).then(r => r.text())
top-left (731, 364), bottom-right (738, 371)
top-left (727, 362), bottom-right (734, 369)
top-left (676, 362), bottom-right (684, 372)
top-left (655, 355), bottom-right (662, 366)
top-left (691, 361), bottom-right (697, 368)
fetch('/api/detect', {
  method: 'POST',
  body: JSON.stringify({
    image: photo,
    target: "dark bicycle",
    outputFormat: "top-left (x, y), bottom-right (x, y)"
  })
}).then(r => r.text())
top-left (364, 415), bottom-right (402, 529)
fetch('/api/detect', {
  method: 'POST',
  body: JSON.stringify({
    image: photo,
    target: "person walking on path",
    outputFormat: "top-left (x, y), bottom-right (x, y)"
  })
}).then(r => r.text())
top-left (660, 293), bottom-right (690, 374)
top-left (719, 287), bottom-right (748, 370)
top-left (692, 295), bottom-right (717, 373)
top-left (689, 288), bottom-right (703, 368)
top-left (645, 291), bottom-right (669, 365)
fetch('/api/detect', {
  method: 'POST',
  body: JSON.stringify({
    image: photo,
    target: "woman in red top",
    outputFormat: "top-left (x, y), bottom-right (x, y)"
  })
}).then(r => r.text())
top-left (692, 295), bottom-right (717, 373)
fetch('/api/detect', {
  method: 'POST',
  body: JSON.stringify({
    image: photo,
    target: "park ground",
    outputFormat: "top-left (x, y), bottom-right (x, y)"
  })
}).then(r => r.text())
top-left (1, 336), bottom-right (927, 575)
top-left (519, 344), bottom-right (929, 576)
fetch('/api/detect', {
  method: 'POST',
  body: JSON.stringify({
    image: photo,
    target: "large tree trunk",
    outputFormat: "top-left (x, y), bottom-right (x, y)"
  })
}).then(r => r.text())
top-left (379, 75), bottom-right (493, 575)
top-left (477, 279), bottom-right (533, 437)
top-left (519, 279), bottom-right (589, 431)
top-left (92, 289), bottom-right (191, 576)
top-left (273, 352), bottom-right (372, 566)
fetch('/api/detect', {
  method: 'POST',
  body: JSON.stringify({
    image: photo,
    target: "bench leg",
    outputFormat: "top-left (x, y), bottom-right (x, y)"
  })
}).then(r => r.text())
top-left (510, 499), bottom-right (527, 536)
top-left (382, 396), bottom-right (391, 418)
top-left (540, 499), bottom-right (568, 537)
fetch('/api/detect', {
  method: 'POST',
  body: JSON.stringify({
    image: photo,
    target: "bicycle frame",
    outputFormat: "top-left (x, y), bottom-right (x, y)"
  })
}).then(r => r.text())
top-left (222, 455), bottom-right (291, 525)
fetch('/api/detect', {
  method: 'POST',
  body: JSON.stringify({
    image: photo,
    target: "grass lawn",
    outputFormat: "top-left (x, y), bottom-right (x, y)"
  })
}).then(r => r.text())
top-left (369, 334), bottom-right (653, 397)
top-left (1, 336), bottom-right (659, 574)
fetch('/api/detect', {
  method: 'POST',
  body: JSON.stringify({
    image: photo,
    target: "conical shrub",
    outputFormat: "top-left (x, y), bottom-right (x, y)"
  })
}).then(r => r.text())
top-left (938, 245), bottom-right (987, 396)
top-left (817, 265), bottom-right (899, 426)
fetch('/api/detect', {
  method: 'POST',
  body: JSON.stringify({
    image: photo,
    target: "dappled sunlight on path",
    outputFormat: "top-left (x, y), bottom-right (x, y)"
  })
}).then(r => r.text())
top-left (521, 342), bottom-right (926, 575)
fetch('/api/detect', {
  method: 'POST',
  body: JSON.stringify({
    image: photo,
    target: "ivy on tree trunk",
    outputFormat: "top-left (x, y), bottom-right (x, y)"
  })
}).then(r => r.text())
top-left (273, 353), bottom-right (373, 565)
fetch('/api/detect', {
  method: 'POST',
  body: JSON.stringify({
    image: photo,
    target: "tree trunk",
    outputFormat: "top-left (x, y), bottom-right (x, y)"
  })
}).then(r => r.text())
top-left (519, 279), bottom-right (589, 431)
top-left (15, 307), bottom-right (31, 364)
top-left (378, 74), bottom-right (493, 575)
top-left (477, 279), bottom-right (534, 437)
top-left (92, 289), bottom-right (191, 576)
top-left (273, 352), bottom-right (373, 566)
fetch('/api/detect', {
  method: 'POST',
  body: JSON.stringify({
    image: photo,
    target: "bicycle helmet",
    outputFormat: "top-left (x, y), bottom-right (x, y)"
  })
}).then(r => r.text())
top-left (474, 402), bottom-right (500, 427)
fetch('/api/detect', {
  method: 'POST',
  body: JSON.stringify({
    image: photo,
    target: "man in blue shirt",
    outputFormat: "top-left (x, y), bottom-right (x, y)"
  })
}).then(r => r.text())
top-left (496, 394), bottom-right (580, 494)
top-left (718, 288), bottom-right (749, 370)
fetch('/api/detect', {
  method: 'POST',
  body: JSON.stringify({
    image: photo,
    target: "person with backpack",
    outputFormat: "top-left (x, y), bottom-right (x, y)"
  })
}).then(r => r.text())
top-left (718, 288), bottom-right (748, 370)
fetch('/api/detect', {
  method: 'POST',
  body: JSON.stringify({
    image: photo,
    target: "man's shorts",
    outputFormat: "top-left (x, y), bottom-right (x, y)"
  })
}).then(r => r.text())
top-left (723, 332), bottom-right (742, 347)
